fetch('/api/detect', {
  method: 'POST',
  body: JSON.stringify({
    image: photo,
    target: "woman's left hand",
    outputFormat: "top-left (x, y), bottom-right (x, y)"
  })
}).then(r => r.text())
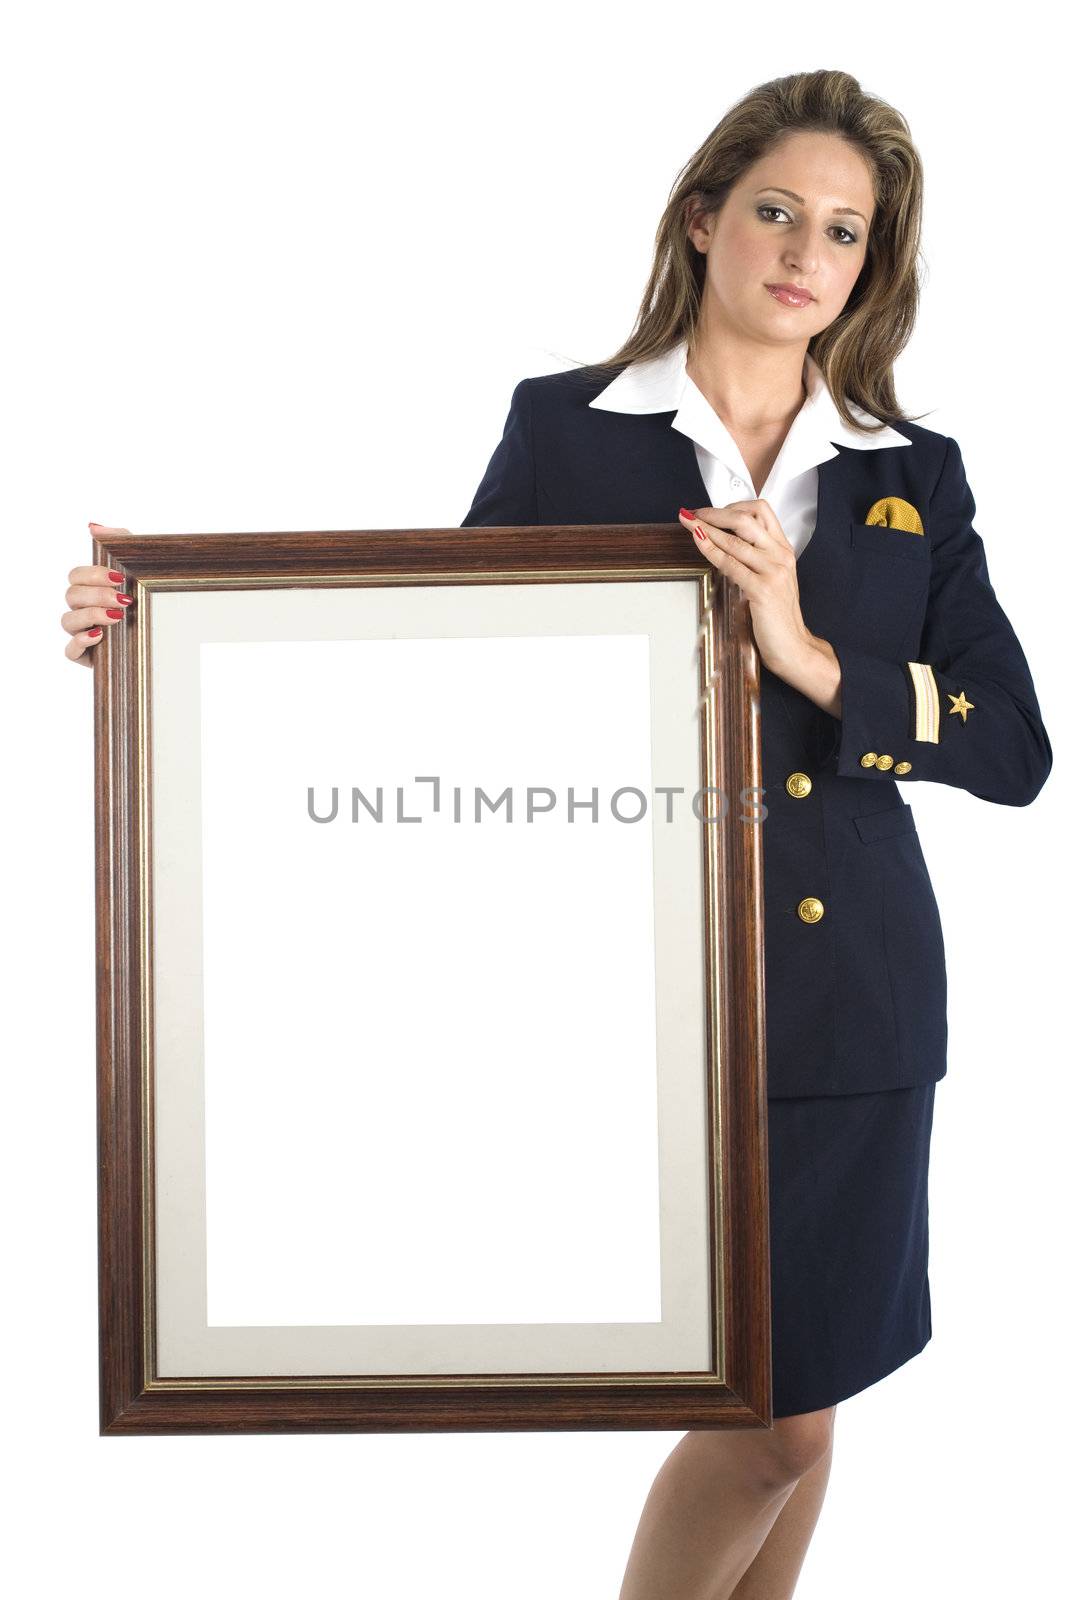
top-left (678, 500), bottom-right (842, 714)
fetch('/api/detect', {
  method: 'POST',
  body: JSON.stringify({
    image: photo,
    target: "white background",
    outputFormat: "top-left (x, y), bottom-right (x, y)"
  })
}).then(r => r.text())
top-left (5, 2), bottom-right (1063, 1594)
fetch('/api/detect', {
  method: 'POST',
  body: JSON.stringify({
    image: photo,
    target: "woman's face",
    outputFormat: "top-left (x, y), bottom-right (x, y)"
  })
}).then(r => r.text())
top-left (689, 130), bottom-right (876, 343)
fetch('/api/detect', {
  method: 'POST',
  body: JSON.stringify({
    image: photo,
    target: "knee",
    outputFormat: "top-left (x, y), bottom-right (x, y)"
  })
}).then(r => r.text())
top-left (756, 1405), bottom-right (836, 1487)
top-left (680, 1403), bottom-right (837, 1495)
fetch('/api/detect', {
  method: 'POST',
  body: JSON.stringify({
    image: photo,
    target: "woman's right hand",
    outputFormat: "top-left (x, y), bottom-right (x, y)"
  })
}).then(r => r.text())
top-left (63, 524), bottom-right (134, 666)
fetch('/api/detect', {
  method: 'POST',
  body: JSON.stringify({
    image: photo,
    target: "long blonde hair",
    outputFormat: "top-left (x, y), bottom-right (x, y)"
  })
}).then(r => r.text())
top-left (572, 68), bottom-right (929, 431)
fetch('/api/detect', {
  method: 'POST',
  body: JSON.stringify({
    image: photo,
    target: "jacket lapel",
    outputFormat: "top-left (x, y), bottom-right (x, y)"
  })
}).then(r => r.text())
top-left (649, 421), bottom-right (845, 580)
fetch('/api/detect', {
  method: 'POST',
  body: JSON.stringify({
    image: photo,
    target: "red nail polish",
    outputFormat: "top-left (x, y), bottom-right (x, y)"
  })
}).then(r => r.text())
top-left (105, 607), bottom-right (124, 618)
top-left (87, 627), bottom-right (102, 636)
top-left (116, 594), bottom-right (132, 605)
top-left (108, 570), bottom-right (123, 583)
top-left (679, 508), bottom-right (696, 519)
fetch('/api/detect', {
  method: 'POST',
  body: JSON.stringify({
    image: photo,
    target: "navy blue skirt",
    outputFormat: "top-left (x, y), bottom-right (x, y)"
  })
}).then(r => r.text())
top-left (768, 1083), bottom-right (936, 1418)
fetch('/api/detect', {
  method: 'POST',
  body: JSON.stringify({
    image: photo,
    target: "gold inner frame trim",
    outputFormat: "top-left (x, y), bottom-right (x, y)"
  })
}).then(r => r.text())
top-left (134, 565), bottom-right (728, 1392)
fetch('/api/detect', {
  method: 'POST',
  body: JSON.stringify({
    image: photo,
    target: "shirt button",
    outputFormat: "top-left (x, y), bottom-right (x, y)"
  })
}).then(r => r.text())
top-left (860, 752), bottom-right (879, 767)
top-left (894, 761), bottom-right (912, 775)
top-left (875, 754), bottom-right (895, 770)
top-left (731, 476), bottom-right (744, 488)
top-left (797, 896), bottom-right (825, 923)
top-left (785, 771), bottom-right (812, 797)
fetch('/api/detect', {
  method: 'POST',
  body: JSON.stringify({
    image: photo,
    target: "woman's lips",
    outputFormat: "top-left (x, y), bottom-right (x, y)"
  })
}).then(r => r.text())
top-left (766, 283), bottom-right (813, 308)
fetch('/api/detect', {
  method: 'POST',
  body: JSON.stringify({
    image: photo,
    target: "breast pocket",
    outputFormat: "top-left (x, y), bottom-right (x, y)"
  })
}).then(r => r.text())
top-left (850, 521), bottom-right (931, 561)
top-left (843, 521), bottom-right (932, 655)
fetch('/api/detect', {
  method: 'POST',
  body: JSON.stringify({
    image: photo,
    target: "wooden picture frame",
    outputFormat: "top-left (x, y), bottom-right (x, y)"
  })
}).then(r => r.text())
top-left (92, 522), bottom-right (770, 1436)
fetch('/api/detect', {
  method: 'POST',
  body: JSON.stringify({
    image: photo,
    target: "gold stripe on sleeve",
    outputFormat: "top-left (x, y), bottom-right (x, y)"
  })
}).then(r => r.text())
top-left (906, 661), bottom-right (940, 743)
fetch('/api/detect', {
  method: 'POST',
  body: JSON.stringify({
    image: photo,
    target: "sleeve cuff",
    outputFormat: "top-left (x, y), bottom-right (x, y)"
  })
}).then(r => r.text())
top-left (817, 640), bottom-right (917, 778)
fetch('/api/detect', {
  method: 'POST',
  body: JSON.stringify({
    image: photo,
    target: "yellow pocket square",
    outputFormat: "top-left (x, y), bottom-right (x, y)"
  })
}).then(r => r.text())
top-left (864, 495), bottom-right (924, 535)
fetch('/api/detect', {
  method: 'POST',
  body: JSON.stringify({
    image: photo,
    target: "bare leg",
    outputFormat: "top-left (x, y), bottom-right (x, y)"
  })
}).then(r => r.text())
top-left (728, 1405), bottom-right (836, 1600)
top-left (616, 1407), bottom-right (835, 1600)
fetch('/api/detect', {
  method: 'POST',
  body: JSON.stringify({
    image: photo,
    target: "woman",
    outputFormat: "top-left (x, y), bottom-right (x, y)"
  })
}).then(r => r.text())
top-left (456, 69), bottom-right (1052, 1599)
top-left (61, 66), bottom-right (1051, 1600)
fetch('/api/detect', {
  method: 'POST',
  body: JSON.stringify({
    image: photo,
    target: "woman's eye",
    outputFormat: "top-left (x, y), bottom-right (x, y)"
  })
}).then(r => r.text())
top-left (756, 204), bottom-right (857, 245)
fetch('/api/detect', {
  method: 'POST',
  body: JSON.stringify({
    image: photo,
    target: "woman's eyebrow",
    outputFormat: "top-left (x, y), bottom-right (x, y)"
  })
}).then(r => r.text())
top-left (755, 185), bottom-right (869, 224)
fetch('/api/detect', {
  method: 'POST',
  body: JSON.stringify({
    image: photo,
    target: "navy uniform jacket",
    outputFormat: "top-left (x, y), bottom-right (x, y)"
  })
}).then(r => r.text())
top-left (461, 368), bottom-right (1053, 1097)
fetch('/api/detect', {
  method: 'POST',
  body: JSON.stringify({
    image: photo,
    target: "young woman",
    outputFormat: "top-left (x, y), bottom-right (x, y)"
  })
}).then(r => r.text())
top-left (61, 65), bottom-right (1052, 1600)
top-left (456, 69), bottom-right (1053, 1600)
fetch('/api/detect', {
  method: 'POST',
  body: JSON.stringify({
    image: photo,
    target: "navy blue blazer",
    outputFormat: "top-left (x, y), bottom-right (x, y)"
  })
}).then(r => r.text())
top-left (461, 368), bottom-right (1053, 1097)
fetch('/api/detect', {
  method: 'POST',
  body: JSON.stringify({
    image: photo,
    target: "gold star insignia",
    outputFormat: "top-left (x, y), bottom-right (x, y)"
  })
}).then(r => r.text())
top-left (947, 690), bottom-right (974, 722)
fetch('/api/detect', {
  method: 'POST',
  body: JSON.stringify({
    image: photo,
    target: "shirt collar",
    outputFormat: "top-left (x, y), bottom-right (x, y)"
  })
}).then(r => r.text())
top-left (587, 339), bottom-right (911, 497)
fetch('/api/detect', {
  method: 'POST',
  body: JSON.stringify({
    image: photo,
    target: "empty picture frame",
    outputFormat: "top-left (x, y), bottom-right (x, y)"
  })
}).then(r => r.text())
top-left (92, 520), bottom-right (770, 1436)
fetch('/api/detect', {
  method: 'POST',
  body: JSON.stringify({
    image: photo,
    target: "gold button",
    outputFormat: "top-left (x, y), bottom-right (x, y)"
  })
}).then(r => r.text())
top-left (894, 761), bottom-right (912, 774)
top-left (785, 771), bottom-right (812, 798)
top-left (797, 896), bottom-right (825, 923)
top-left (860, 752), bottom-right (879, 767)
top-left (875, 754), bottom-right (895, 770)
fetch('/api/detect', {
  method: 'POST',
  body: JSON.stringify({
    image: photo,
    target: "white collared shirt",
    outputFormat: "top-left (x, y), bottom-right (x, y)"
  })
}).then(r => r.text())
top-left (588, 340), bottom-right (912, 559)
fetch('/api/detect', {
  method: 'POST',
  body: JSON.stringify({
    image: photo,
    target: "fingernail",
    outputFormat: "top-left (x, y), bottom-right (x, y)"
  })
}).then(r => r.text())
top-left (115, 594), bottom-right (132, 605)
top-left (108, 570), bottom-right (123, 583)
top-left (679, 508), bottom-right (696, 519)
top-left (87, 627), bottom-right (102, 637)
top-left (105, 607), bottom-right (124, 619)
